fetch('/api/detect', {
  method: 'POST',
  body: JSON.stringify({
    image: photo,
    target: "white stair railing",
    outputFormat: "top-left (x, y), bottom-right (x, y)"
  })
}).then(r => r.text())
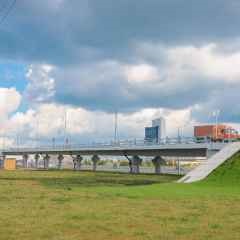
top-left (179, 142), bottom-right (240, 183)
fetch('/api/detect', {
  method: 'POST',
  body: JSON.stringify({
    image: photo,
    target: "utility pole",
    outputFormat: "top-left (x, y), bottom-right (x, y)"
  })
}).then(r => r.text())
top-left (64, 109), bottom-right (68, 146)
top-left (36, 118), bottom-right (39, 147)
top-left (114, 111), bottom-right (119, 144)
top-left (177, 125), bottom-right (183, 143)
top-left (214, 110), bottom-right (220, 140)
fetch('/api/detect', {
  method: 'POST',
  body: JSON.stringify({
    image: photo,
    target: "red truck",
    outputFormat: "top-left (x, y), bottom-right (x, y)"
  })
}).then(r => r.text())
top-left (194, 125), bottom-right (240, 142)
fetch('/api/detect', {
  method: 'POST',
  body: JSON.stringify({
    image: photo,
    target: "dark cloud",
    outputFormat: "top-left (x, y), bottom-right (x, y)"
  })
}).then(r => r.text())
top-left (2, 0), bottom-right (240, 123)
top-left (192, 85), bottom-right (240, 123)
top-left (51, 54), bottom-right (229, 113)
top-left (1, 0), bottom-right (240, 64)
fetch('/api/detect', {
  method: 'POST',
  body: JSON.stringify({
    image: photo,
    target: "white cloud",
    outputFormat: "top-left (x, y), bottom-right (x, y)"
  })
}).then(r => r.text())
top-left (43, 41), bottom-right (240, 113)
top-left (1, 102), bottom-right (194, 147)
top-left (167, 43), bottom-right (240, 82)
top-left (136, 42), bottom-right (240, 87)
top-left (0, 88), bottom-right (21, 147)
top-left (0, 137), bottom-right (15, 149)
top-left (4, 42), bottom-right (240, 147)
top-left (125, 64), bottom-right (159, 83)
top-left (0, 88), bottom-right (21, 116)
top-left (25, 64), bottom-right (56, 104)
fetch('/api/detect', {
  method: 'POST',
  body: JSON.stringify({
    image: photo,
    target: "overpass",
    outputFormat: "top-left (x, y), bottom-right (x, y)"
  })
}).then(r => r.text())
top-left (1, 139), bottom-right (227, 174)
top-left (2, 142), bottom-right (225, 157)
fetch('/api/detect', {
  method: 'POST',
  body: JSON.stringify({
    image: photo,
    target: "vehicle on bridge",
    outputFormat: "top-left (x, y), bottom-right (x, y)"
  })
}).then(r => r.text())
top-left (194, 125), bottom-right (240, 142)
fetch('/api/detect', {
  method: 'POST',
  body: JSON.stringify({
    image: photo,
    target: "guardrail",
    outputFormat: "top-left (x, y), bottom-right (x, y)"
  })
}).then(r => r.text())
top-left (2, 137), bottom-right (231, 153)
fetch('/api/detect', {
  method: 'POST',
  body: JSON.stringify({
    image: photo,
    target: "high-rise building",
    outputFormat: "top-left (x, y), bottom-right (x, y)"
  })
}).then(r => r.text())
top-left (145, 117), bottom-right (166, 143)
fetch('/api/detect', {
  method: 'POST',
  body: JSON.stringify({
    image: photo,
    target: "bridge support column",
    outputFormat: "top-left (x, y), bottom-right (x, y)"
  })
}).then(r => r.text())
top-left (72, 155), bottom-right (83, 170)
top-left (132, 155), bottom-right (142, 174)
top-left (124, 155), bottom-right (133, 173)
top-left (129, 159), bottom-right (133, 173)
top-left (43, 154), bottom-right (50, 169)
top-left (177, 159), bottom-right (181, 175)
top-left (34, 154), bottom-right (40, 169)
top-left (22, 154), bottom-right (29, 168)
top-left (72, 156), bottom-right (77, 170)
top-left (92, 155), bottom-right (100, 171)
top-left (152, 156), bottom-right (166, 174)
top-left (57, 154), bottom-right (64, 170)
top-left (76, 155), bottom-right (83, 170)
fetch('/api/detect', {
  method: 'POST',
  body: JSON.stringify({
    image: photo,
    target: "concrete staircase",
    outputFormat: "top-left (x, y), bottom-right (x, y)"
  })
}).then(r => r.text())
top-left (178, 142), bottom-right (240, 183)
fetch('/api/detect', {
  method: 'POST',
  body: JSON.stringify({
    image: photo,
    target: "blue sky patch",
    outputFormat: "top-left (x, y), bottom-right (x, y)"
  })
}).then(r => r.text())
top-left (0, 62), bottom-right (27, 92)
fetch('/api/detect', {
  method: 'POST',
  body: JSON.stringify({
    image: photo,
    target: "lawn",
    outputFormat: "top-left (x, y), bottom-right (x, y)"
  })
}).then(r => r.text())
top-left (0, 155), bottom-right (240, 240)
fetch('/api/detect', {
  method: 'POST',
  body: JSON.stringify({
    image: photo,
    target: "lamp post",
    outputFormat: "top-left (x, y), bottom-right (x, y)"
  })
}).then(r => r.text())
top-left (213, 110), bottom-right (220, 140)
top-left (177, 122), bottom-right (189, 143)
top-left (114, 111), bottom-right (119, 145)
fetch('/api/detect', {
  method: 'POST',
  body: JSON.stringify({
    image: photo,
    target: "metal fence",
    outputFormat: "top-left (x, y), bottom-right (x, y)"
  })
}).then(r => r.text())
top-left (2, 137), bottom-right (230, 153)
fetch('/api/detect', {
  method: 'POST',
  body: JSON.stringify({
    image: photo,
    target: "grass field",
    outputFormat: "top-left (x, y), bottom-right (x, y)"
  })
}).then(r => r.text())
top-left (1, 155), bottom-right (240, 240)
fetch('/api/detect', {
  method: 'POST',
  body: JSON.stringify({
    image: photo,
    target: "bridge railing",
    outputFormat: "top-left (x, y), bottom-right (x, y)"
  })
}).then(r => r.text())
top-left (2, 136), bottom-right (230, 153)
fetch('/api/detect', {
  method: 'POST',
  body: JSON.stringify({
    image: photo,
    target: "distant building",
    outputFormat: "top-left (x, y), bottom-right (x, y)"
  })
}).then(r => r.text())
top-left (145, 117), bottom-right (166, 143)
top-left (145, 126), bottom-right (159, 142)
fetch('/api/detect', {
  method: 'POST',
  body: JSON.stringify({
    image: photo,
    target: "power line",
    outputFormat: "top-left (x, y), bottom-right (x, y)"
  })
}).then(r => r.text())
top-left (0, 0), bottom-right (16, 26)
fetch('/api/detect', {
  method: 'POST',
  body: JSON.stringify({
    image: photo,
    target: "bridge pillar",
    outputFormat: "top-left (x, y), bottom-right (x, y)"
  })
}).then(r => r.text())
top-left (132, 155), bottom-right (142, 174)
top-left (177, 159), bottom-right (181, 175)
top-left (129, 159), bottom-right (133, 173)
top-left (72, 156), bottom-right (77, 170)
top-left (72, 155), bottom-right (83, 170)
top-left (92, 155), bottom-right (100, 171)
top-left (34, 154), bottom-right (40, 169)
top-left (152, 156), bottom-right (166, 174)
top-left (76, 155), bottom-right (83, 170)
top-left (22, 154), bottom-right (29, 168)
top-left (43, 154), bottom-right (50, 169)
top-left (124, 155), bottom-right (133, 173)
top-left (57, 154), bottom-right (64, 169)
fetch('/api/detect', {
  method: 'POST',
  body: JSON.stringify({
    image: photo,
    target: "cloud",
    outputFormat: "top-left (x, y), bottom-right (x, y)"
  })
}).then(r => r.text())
top-left (0, 88), bottom-right (21, 118)
top-left (2, 1), bottom-right (240, 145)
top-left (22, 42), bottom-right (240, 121)
top-left (24, 64), bottom-right (55, 104)
top-left (125, 64), bottom-right (159, 83)
top-left (0, 87), bottom-right (22, 143)
top-left (167, 43), bottom-right (240, 82)
top-left (1, 101), bottom-right (194, 146)
top-left (2, 0), bottom-right (240, 65)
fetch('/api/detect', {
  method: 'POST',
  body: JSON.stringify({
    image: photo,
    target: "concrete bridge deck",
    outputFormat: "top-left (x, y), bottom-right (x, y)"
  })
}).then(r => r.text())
top-left (2, 142), bottom-right (226, 158)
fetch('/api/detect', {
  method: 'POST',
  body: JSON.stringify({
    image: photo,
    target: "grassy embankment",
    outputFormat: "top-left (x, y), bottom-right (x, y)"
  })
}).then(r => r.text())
top-left (0, 154), bottom-right (240, 240)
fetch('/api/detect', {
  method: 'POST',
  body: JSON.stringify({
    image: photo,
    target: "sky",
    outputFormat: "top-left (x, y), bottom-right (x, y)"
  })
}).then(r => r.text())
top-left (1, 0), bottom-right (240, 147)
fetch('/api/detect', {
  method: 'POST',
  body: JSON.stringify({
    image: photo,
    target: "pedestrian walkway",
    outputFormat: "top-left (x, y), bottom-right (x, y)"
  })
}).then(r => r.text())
top-left (178, 142), bottom-right (240, 183)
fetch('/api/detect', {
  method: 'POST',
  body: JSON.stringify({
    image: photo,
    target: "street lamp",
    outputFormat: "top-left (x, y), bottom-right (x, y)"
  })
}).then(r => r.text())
top-left (213, 110), bottom-right (220, 140)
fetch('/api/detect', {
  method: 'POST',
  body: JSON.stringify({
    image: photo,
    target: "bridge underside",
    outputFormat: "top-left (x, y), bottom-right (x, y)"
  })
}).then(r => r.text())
top-left (1, 145), bottom-right (221, 175)
top-left (3, 148), bottom-right (208, 158)
top-left (0, 143), bottom-right (226, 175)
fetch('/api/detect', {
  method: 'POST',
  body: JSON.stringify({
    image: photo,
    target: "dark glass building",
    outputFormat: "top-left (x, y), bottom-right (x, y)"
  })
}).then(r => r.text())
top-left (145, 126), bottom-right (159, 142)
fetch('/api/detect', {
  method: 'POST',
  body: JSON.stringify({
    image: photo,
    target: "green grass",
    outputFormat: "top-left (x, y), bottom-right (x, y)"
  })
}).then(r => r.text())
top-left (1, 155), bottom-right (240, 240)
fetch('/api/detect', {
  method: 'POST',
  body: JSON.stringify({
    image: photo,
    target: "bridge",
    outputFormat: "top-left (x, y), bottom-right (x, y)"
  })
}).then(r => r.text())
top-left (0, 138), bottom-right (227, 174)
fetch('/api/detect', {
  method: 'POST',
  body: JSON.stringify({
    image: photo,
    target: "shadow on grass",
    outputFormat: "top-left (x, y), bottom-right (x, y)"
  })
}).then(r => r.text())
top-left (0, 170), bottom-right (179, 188)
